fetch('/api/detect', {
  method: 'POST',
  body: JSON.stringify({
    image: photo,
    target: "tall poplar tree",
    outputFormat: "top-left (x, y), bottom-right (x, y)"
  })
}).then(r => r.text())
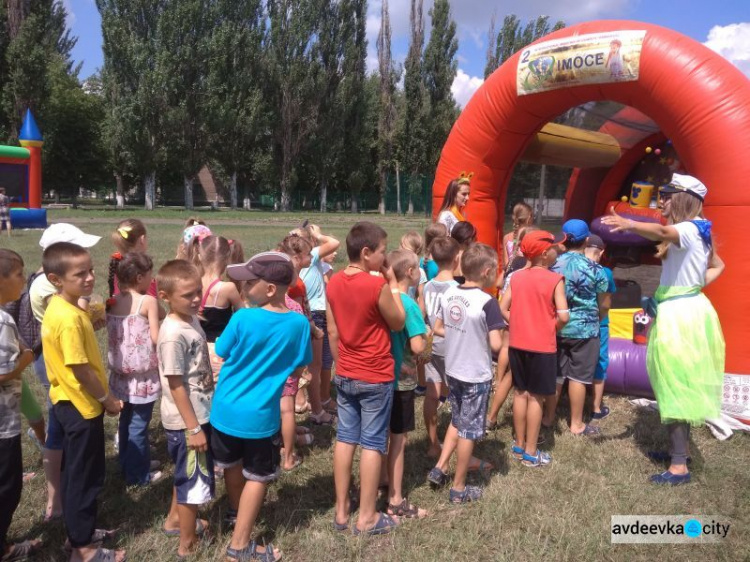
top-left (376, 0), bottom-right (397, 214)
top-left (423, 0), bottom-right (458, 170)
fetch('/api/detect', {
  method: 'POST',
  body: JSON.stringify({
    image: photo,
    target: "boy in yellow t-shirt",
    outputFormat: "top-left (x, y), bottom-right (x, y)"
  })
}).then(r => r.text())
top-left (41, 242), bottom-right (125, 562)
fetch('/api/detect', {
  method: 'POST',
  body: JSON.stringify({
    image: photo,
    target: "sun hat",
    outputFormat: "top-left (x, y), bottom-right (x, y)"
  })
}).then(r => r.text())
top-left (39, 223), bottom-right (101, 249)
top-left (659, 173), bottom-right (707, 201)
top-left (226, 251), bottom-right (295, 285)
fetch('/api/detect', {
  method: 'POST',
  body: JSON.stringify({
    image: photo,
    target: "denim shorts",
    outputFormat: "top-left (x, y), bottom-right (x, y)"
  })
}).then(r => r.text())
top-left (335, 375), bottom-right (393, 454)
top-left (446, 376), bottom-right (491, 441)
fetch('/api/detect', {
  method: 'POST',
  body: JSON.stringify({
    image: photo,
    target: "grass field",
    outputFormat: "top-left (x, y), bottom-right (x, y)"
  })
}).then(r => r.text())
top-left (1, 209), bottom-right (748, 561)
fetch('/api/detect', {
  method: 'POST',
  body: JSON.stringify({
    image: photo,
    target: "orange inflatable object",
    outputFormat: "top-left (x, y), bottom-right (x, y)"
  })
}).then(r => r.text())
top-left (433, 21), bottom-right (750, 376)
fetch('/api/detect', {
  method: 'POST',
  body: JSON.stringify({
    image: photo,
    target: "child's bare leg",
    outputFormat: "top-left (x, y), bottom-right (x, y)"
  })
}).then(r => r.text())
top-left (280, 396), bottom-right (297, 470)
top-left (164, 488), bottom-right (180, 530)
top-left (435, 423), bottom-right (458, 473)
top-left (176, 504), bottom-right (201, 556)
top-left (387, 433), bottom-right (406, 506)
top-left (568, 381), bottom-right (587, 434)
top-left (542, 384), bottom-right (562, 427)
top-left (30, 418), bottom-right (46, 444)
top-left (512, 391), bottom-right (528, 448)
top-left (308, 339), bottom-right (332, 421)
top-left (43, 448), bottom-right (62, 518)
top-left (423, 381), bottom-right (442, 457)
top-left (320, 368), bottom-right (334, 410)
top-left (524, 394), bottom-right (544, 455)
top-left (488, 355), bottom-right (512, 425)
top-left (356, 448), bottom-right (383, 531)
top-left (333, 441), bottom-right (355, 527)
top-left (229, 480), bottom-right (279, 560)
top-left (223, 465), bottom-right (245, 512)
top-left (417, 362), bottom-right (426, 388)
top-left (592, 381), bottom-right (605, 413)
top-left (452, 437), bottom-right (475, 492)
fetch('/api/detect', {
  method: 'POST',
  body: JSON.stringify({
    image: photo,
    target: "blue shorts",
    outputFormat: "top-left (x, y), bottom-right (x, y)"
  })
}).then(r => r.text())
top-left (166, 424), bottom-right (215, 505)
top-left (334, 375), bottom-right (393, 454)
top-left (447, 377), bottom-right (491, 441)
top-left (312, 311), bottom-right (333, 370)
top-left (594, 326), bottom-right (609, 382)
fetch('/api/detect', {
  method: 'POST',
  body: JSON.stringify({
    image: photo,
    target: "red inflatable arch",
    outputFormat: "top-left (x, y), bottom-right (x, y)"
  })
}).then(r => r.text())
top-left (433, 20), bottom-right (750, 377)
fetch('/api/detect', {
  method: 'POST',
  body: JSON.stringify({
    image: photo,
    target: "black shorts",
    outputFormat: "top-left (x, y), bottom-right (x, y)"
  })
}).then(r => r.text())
top-left (389, 390), bottom-right (415, 434)
top-left (509, 348), bottom-right (557, 396)
top-left (556, 337), bottom-right (600, 385)
top-left (210, 427), bottom-right (281, 483)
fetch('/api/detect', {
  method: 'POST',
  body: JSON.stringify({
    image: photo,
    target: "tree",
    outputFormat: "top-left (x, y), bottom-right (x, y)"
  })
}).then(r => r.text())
top-left (484, 11), bottom-right (498, 79)
top-left (97, 0), bottom-right (168, 209)
top-left (160, 0), bottom-right (214, 210)
top-left (423, 0), bottom-right (458, 171)
top-left (266, 0), bottom-right (324, 212)
top-left (207, 0), bottom-right (266, 209)
top-left (376, 0), bottom-right (397, 214)
top-left (399, 0), bottom-right (429, 215)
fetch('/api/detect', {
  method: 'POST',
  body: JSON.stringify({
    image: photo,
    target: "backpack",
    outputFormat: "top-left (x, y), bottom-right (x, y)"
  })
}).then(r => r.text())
top-left (3, 271), bottom-right (43, 358)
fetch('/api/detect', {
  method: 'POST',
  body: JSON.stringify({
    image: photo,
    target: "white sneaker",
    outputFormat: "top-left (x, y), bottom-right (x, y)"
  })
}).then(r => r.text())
top-left (149, 470), bottom-right (163, 484)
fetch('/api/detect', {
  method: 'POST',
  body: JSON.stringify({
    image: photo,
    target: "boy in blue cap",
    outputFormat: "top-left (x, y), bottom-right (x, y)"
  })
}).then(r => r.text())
top-left (544, 220), bottom-right (610, 436)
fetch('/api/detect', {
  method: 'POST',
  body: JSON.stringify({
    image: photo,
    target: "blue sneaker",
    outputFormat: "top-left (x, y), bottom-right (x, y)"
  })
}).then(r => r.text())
top-left (591, 405), bottom-right (610, 420)
top-left (649, 471), bottom-right (691, 486)
top-left (449, 485), bottom-right (483, 503)
top-left (521, 450), bottom-right (552, 468)
top-left (427, 467), bottom-right (449, 488)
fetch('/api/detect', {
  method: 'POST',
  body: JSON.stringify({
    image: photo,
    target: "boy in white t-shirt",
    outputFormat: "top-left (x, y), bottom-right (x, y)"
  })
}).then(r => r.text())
top-left (427, 244), bottom-right (504, 503)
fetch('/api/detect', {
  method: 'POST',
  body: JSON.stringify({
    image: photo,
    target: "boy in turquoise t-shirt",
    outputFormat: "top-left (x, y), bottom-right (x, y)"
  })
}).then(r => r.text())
top-left (385, 249), bottom-right (428, 520)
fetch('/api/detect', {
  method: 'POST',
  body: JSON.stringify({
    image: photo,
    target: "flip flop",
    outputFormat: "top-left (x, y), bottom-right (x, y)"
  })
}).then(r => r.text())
top-left (163, 518), bottom-right (206, 537)
top-left (226, 540), bottom-right (281, 562)
top-left (352, 512), bottom-right (398, 536)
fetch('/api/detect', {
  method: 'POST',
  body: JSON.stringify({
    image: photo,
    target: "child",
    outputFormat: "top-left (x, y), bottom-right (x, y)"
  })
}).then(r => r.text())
top-left (0, 187), bottom-right (10, 237)
top-left (212, 252), bottom-right (312, 562)
top-left (450, 221), bottom-right (478, 283)
top-left (109, 218), bottom-right (159, 298)
top-left (399, 232), bottom-right (427, 306)
top-left (319, 251), bottom-right (337, 408)
top-left (585, 235), bottom-right (616, 420)
top-left (298, 224), bottom-right (340, 420)
top-left (428, 243), bottom-right (504, 503)
top-left (106, 252), bottom-right (162, 486)
top-left (546, 220), bottom-right (610, 436)
top-left (176, 223), bottom-right (213, 260)
top-left (0, 249), bottom-right (41, 560)
top-left (157, 260), bottom-right (215, 559)
top-left (423, 223), bottom-right (449, 281)
top-left (29, 223), bottom-right (101, 522)
top-left (422, 236), bottom-right (460, 458)
top-left (500, 231), bottom-right (569, 467)
top-left (41, 242), bottom-right (125, 562)
top-left (385, 249), bottom-right (427, 520)
top-left (326, 221), bottom-right (405, 535)
top-left (195, 236), bottom-right (245, 380)
top-left (502, 202), bottom-right (534, 271)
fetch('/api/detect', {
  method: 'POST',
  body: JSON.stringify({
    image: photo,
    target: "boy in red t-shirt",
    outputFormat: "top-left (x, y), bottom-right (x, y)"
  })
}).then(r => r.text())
top-left (326, 222), bottom-right (405, 535)
top-left (500, 231), bottom-right (569, 467)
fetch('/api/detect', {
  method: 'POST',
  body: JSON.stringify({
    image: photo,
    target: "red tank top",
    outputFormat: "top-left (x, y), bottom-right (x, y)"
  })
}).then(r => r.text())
top-left (508, 267), bottom-right (562, 353)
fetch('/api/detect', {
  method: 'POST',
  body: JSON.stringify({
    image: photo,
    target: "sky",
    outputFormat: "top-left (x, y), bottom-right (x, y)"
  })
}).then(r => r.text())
top-left (67, 0), bottom-right (750, 107)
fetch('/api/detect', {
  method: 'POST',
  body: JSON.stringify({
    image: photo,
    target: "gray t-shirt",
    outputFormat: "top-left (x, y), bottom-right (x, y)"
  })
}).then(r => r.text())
top-left (438, 286), bottom-right (504, 384)
top-left (0, 308), bottom-right (22, 439)
top-left (157, 315), bottom-right (214, 430)
top-left (423, 278), bottom-right (458, 357)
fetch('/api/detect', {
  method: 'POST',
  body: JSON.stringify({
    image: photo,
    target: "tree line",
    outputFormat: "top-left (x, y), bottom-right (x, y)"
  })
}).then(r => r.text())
top-left (0, 1), bottom-right (566, 212)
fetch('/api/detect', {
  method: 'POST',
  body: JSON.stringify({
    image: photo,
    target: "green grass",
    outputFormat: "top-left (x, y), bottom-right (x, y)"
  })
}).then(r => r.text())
top-left (2, 211), bottom-right (748, 561)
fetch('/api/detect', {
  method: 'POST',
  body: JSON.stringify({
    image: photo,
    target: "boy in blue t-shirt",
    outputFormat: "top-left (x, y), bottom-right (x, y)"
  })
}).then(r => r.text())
top-left (213, 252), bottom-right (312, 562)
top-left (585, 235), bottom-right (617, 420)
top-left (384, 249), bottom-right (428, 520)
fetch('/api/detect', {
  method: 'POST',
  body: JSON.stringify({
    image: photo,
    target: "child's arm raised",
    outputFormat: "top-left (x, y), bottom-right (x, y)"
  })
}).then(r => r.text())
top-left (167, 377), bottom-right (207, 452)
top-left (309, 224), bottom-right (340, 259)
top-left (326, 304), bottom-right (340, 364)
top-left (553, 280), bottom-right (570, 330)
top-left (71, 364), bottom-right (122, 415)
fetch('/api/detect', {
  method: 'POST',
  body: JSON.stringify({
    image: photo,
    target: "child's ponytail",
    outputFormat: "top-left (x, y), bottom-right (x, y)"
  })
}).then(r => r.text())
top-left (107, 252), bottom-right (123, 310)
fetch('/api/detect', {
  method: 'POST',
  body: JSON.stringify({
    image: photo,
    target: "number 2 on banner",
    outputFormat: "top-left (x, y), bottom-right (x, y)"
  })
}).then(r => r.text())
top-left (521, 50), bottom-right (530, 64)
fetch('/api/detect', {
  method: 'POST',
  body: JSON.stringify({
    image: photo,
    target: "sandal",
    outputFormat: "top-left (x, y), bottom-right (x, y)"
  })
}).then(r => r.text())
top-left (226, 541), bottom-right (281, 562)
top-left (387, 497), bottom-right (427, 519)
top-left (511, 440), bottom-right (525, 461)
top-left (63, 529), bottom-right (118, 555)
top-left (309, 410), bottom-right (336, 426)
top-left (352, 512), bottom-right (398, 536)
top-left (572, 424), bottom-right (601, 437)
top-left (163, 518), bottom-right (206, 537)
top-left (333, 518), bottom-right (349, 532)
top-left (90, 547), bottom-right (126, 562)
top-left (2, 540), bottom-right (41, 561)
top-left (467, 459), bottom-right (494, 473)
top-left (522, 450), bottom-right (552, 468)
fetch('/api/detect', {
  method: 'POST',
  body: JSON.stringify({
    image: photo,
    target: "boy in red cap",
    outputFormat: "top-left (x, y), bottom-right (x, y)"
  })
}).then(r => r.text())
top-left (500, 231), bottom-right (569, 467)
